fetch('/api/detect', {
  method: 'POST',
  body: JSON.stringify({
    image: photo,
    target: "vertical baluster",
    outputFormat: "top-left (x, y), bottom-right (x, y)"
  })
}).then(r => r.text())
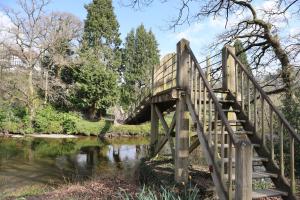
top-left (235, 63), bottom-right (238, 98)
top-left (171, 55), bottom-right (174, 88)
top-left (228, 136), bottom-right (233, 199)
top-left (208, 96), bottom-right (212, 146)
top-left (191, 58), bottom-right (194, 102)
top-left (290, 136), bottom-right (295, 194)
top-left (280, 122), bottom-right (284, 177)
top-left (270, 109), bottom-right (274, 160)
top-left (214, 107), bottom-right (218, 160)
top-left (198, 79), bottom-right (202, 119)
top-left (247, 78), bottom-right (251, 120)
top-left (261, 98), bottom-right (265, 146)
top-left (203, 86), bottom-right (207, 133)
top-left (221, 124), bottom-right (225, 181)
top-left (194, 67), bottom-right (198, 110)
top-left (254, 88), bottom-right (257, 133)
top-left (241, 71), bottom-right (244, 110)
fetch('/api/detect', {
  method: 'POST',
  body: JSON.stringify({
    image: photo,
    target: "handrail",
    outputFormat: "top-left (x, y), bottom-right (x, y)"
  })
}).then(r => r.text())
top-left (187, 45), bottom-right (239, 145)
top-left (227, 48), bottom-right (300, 143)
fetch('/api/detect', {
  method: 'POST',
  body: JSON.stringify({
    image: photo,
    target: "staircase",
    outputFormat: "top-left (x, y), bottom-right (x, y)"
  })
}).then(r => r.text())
top-left (185, 42), bottom-right (298, 200)
top-left (125, 39), bottom-right (299, 200)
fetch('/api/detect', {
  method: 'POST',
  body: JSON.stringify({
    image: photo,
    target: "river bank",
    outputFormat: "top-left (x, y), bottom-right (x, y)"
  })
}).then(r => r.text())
top-left (4, 176), bottom-right (138, 200)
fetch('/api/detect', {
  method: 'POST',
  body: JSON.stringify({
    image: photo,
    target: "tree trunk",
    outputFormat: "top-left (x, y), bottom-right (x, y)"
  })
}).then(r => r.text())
top-left (88, 103), bottom-right (97, 120)
top-left (270, 38), bottom-right (294, 100)
top-left (44, 69), bottom-right (48, 104)
top-left (28, 69), bottom-right (35, 127)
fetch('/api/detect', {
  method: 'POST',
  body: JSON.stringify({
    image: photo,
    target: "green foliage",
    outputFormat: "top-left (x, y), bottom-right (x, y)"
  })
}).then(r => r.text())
top-left (62, 118), bottom-right (76, 134)
top-left (121, 25), bottom-right (160, 108)
top-left (34, 106), bottom-right (63, 133)
top-left (282, 88), bottom-right (300, 175)
top-left (70, 51), bottom-right (119, 119)
top-left (83, 0), bottom-right (121, 69)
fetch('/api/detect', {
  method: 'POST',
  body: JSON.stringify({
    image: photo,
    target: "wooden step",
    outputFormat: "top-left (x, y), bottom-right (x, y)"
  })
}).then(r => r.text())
top-left (215, 143), bottom-right (260, 148)
top-left (213, 120), bottom-right (246, 123)
top-left (224, 171), bottom-right (278, 180)
top-left (198, 109), bottom-right (240, 113)
top-left (252, 189), bottom-right (288, 199)
top-left (223, 157), bottom-right (268, 163)
top-left (196, 99), bottom-right (235, 104)
top-left (211, 130), bottom-right (253, 135)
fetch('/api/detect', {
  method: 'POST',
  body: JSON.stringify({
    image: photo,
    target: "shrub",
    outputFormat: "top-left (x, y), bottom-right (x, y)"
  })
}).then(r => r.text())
top-left (62, 117), bottom-right (77, 134)
top-left (34, 106), bottom-right (63, 133)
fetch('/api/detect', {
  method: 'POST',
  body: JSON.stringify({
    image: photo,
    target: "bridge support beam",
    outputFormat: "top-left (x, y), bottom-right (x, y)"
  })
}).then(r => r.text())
top-left (150, 104), bottom-right (159, 156)
top-left (175, 39), bottom-right (190, 184)
top-left (175, 93), bottom-right (190, 184)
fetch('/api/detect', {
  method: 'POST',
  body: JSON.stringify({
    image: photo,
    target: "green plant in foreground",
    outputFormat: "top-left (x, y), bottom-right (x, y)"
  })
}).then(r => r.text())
top-left (119, 185), bottom-right (199, 200)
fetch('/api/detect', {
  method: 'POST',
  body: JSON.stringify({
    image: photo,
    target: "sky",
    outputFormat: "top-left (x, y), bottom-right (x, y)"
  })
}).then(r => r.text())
top-left (0, 0), bottom-right (299, 62)
top-left (0, 0), bottom-right (226, 61)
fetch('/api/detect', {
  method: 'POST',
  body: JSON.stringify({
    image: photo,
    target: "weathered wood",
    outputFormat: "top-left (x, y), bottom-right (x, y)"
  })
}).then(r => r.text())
top-left (270, 108), bottom-right (274, 160)
top-left (153, 113), bottom-right (176, 157)
top-left (290, 137), bottom-right (295, 195)
top-left (175, 39), bottom-right (190, 183)
top-left (235, 141), bottom-right (253, 200)
top-left (150, 104), bottom-right (159, 156)
top-left (175, 93), bottom-right (190, 183)
top-left (154, 106), bottom-right (176, 159)
top-left (280, 122), bottom-right (284, 178)
top-left (222, 46), bottom-right (236, 93)
top-left (261, 98), bottom-right (265, 146)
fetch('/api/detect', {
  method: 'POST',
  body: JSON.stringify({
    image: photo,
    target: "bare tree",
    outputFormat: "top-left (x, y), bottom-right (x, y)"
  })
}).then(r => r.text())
top-left (0, 0), bottom-right (82, 125)
top-left (126, 0), bottom-right (300, 99)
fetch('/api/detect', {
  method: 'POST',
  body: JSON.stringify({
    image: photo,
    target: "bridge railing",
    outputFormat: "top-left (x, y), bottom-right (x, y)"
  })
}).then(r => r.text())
top-left (227, 47), bottom-right (299, 196)
top-left (179, 40), bottom-right (252, 199)
top-left (152, 53), bottom-right (177, 95)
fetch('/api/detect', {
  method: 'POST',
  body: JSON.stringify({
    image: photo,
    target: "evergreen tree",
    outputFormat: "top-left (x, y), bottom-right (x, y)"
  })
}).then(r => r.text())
top-left (121, 25), bottom-right (160, 107)
top-left (69, 0), bottom-right (122, 119)
top-left (70, 50), bottom-right (118, 120)
top-left (234, 39), bottom-right (251, 73)
top-left (83, 0), bottom-right (121, 69)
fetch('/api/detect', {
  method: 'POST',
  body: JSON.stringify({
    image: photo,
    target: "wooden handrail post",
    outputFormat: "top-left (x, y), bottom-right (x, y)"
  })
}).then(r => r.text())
top-left (175, 39), bottom-right (190, 184)
top-left (235, 140), bottom-right (252, 200)
top-left (222, 46), bottom-right (236, 94)
top-left (176, 39), bottom-right (190, 90)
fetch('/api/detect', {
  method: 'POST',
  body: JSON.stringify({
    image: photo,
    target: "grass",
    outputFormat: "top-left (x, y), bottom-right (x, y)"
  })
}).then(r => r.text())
top-left (0, 184), bottom-right (49, 199)
top-left (119, 185), bottom-right (200, 200)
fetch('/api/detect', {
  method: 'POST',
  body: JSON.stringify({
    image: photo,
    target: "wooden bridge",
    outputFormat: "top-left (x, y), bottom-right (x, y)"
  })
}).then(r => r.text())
top-left (124, 39), bottom-right (300, 200)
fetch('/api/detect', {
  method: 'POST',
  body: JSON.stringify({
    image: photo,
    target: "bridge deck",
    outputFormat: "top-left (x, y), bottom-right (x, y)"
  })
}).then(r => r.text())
top-left (124, 87), bottom-right (180, 124)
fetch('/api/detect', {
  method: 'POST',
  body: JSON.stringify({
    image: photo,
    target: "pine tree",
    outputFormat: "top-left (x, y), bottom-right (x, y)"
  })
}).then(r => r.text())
top-left (121, 24), bottom-right (160, 108)
top-left (70, 0), bottom-right (121, 119)
top-left (83, 0), bottom-right (121, 69)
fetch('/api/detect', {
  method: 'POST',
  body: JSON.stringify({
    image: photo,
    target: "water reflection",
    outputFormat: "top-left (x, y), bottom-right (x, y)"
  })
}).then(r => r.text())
top-left (0, 136), bottom-right (149, 194)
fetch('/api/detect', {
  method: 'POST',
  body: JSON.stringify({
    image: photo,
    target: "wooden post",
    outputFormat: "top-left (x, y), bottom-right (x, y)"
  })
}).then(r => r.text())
top-left (150, 104), bottom-right (159, 156)
top-left (222, 46), bottom-right (236, 94)
top-left (175, 39), bottom-right (190, 184)
top-left (235, 141), bottom-right (253, 200)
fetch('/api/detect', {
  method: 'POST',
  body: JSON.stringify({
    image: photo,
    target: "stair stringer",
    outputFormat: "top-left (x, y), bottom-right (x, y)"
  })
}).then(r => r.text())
top-left (227, 92), bottom-right (298, 200)
top-left (186, 95), bottom-right (228, 200)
